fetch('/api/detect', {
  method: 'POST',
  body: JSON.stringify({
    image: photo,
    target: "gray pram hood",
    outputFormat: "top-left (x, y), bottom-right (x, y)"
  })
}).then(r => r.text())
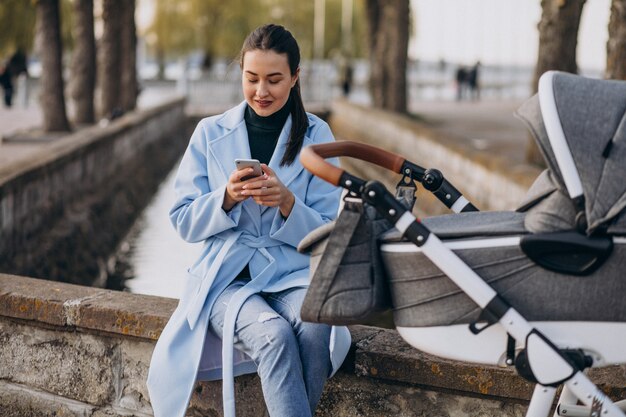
top-left (515, 71), bottom-right (626, 235)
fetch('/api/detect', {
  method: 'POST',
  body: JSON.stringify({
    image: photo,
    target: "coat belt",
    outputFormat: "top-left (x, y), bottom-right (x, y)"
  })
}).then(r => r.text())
top-left (185, 232), bottom-right (282, 330)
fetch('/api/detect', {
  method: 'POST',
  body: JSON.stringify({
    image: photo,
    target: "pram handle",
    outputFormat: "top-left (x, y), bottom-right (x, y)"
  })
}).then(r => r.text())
top-left (301, 141), bottom-right (478, 213)
top-left (300, 141), bottom-right (405, 187)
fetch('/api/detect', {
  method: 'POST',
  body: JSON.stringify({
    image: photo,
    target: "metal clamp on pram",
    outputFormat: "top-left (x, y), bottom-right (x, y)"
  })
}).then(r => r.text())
top-left (299, 71), bottom-right (626, 417)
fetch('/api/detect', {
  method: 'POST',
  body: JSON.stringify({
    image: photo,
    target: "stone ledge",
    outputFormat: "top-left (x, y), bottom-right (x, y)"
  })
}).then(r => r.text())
top-left (0, 274), bottom-right (175, 340)
top-left (349, 325), bottom-right (534, 401)
top-left (349, 327), bottom-right (626, 403)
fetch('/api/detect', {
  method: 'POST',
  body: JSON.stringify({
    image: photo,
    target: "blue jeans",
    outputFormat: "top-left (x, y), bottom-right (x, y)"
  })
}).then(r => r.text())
top-left (209, 279), bottom-right (332, 417)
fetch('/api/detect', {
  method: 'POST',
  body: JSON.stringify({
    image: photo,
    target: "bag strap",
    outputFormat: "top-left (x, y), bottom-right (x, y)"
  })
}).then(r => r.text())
top-left (305, 208), bottom-right (362, 321)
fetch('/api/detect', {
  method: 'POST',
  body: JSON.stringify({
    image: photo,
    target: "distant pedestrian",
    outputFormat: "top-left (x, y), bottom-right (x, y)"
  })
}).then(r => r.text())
top-left (455, 66), bottom-right (466, 101)
top-left (338, 55), bottom-right (354, 97)
top-left (467, 61), bottom-right (481, 101)
top-left (0, 49), bottom-right (29, 108)
top-left (438, 58), bottom-right (446, 72)
top-left (0, 66), bottom-right (10, 107)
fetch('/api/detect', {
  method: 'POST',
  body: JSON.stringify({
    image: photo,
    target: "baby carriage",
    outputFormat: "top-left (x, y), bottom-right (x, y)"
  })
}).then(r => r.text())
top-left (298, 71), bottom-right (626, 417)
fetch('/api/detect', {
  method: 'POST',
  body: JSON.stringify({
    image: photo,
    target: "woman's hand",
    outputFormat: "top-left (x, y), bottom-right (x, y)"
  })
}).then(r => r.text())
top-left (240, 164), bottom-right (295, 217)
top-left (223, 167), bottom-right (261, 211)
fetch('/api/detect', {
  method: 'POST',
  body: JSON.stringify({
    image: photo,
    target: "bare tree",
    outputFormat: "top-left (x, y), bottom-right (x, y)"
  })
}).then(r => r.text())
top-left (606, 0), bottom-right (626, 79)
top-left (70, 0), bottom-right (96, 124)
top-left (120, 0), bottom-right (138, 111)
top-left (99, 0), bottom-right (123, 118)
top-left (365, 0), bottom-right (409, 113)
top-left (528, 0), bottom-right (586, 165)
top-left (36, 0), bottom-right (70, 132)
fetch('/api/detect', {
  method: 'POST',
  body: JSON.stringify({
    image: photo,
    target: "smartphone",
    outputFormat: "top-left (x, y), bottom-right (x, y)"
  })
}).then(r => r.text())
top-left (235, 158), bottom-right (263, 181)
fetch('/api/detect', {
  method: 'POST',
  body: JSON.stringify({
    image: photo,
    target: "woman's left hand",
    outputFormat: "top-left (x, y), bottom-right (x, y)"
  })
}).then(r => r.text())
top-left (241, 164), bottom-right (295, 218)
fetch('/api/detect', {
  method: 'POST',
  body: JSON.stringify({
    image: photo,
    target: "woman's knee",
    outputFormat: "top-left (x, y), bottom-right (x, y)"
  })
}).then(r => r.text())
top-left (244, 313), bottom-right (298, 358)
top-left (298, 322), bottom-right (332, 348)
top-left (264, 316), bottom-right (298, 347)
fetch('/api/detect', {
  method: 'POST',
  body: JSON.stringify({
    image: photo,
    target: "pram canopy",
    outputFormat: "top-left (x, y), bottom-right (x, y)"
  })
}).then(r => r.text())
top-left (516, 71), bottom-right (626, 235)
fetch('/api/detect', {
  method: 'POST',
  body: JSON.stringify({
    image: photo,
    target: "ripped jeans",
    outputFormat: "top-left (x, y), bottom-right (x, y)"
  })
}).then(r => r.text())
top-left (209, 278), bottom-right (332, 417)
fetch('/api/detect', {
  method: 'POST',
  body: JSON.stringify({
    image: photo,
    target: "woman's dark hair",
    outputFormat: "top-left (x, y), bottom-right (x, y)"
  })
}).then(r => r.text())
top-left (240, 24), bottom-right (308, 166)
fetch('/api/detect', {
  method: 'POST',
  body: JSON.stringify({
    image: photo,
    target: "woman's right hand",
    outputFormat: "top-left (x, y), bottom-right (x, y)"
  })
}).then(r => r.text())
top-left (223, 167), bottom-right (267, 211)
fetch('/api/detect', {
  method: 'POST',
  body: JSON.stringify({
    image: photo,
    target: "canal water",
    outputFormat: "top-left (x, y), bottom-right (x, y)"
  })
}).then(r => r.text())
top-left (119, 163), bottom-right (202, 299)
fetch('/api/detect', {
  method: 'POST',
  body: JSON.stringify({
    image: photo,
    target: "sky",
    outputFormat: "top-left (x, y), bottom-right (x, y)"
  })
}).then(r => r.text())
top-left (410, 0), bottom-right (612, 71)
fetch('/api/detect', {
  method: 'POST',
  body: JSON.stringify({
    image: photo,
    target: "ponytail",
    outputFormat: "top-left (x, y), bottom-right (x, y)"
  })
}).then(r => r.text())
top-left (281, 80), bottom-right (308, 166)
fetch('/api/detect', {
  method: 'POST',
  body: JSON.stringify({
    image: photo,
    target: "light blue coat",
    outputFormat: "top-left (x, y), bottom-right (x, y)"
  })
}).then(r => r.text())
top-left (147, 101), bottom-right (351, 417)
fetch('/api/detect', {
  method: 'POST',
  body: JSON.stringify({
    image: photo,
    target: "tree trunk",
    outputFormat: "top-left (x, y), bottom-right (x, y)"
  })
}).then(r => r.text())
top-left (120, 0), bottom-right (138, 111)
top-left (606, 0), bottom-right (626, 79)
top-left (99, 0), bottom-right (123, 118)
top-left (70, 0), bottom-right (96, 124)
top-left (527, 0), bottom-right (585, 165)
top-left (36, 0), bottom-right (70, 132)
top-left (365, 0), bottom-right (409, 113)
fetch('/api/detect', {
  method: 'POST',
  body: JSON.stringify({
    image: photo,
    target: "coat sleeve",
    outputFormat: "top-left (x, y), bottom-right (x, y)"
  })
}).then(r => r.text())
top-left (269, 121), bottom-right (342, 248)
top-left (169, 121), bottom-right (242, 243)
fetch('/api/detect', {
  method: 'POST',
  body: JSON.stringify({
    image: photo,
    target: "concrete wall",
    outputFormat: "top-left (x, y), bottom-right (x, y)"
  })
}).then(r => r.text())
top-left (328, 100), bottom-right (542, 216)
top-left (0, 99), bottom-right (188, 286)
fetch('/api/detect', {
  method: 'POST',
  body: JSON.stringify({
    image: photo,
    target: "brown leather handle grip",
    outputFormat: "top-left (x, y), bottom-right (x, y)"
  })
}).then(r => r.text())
top-left (300, 141), bottom-right (406, 186)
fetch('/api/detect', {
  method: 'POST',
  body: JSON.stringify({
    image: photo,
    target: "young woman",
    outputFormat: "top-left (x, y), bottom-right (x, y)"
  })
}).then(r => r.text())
top-left (147, 24), bottom-right (351, 417)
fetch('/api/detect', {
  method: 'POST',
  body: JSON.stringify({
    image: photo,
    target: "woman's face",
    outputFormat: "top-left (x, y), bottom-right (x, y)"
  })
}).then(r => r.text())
top-left (242, 49), bottom-right (298, 117)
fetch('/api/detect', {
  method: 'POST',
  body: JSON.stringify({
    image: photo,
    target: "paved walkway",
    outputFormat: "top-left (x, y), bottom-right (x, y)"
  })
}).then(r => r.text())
top-left (0, 104), bottom-right (45, 168)
top-left (0, 85), bottom-right (531, 177)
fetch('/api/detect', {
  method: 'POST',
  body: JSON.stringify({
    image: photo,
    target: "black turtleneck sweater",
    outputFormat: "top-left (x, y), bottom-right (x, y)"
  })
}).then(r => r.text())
top-left (236, 101), bottom-right (291, 280)
top-left (244, 100), bottom-right (291, 164)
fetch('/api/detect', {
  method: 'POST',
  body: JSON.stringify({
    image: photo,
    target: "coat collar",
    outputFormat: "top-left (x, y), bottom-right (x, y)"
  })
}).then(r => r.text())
top-left (209, 101), bottom-right (316, 189)
top-left (216, 101), bottom-right (247, 130)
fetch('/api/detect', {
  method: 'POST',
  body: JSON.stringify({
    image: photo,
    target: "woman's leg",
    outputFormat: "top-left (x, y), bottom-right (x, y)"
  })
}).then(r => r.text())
top-left (266, 287), bottom-right (332, 415)
top-left (209, 281), bottom-right (312, 417)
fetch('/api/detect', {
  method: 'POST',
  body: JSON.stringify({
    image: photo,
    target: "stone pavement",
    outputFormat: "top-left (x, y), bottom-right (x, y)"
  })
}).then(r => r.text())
top-left (0, 104), bottom-right (44, 168)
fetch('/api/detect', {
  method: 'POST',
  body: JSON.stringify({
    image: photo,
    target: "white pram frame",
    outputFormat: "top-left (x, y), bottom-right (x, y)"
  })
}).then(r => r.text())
top-left (299, 71), bottom-right (626, 417)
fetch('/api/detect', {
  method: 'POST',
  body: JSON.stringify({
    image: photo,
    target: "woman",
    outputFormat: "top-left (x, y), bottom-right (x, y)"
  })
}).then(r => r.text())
top-left (147, 24), bottom-right (351, 417)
